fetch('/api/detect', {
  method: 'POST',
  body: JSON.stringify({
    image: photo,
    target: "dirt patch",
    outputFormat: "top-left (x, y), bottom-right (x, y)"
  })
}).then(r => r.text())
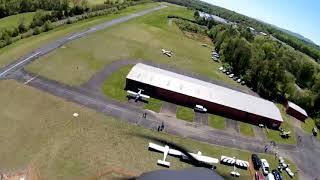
top-left (182, 31), bottom-right (213, 46)
top-left (1, 164), bottom-right (40, 180)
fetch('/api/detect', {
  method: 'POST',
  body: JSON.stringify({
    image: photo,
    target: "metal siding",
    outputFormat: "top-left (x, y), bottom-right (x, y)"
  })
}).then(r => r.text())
top-left (126, 63), bottom-right (283, 123)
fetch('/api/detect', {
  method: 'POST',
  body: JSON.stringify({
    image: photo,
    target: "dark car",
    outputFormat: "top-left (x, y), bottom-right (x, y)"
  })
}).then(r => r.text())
top-left (272, 169), bottom-right (282, 180)
top-left (255, 171), bottom-right (264, 180)
top-left (252, 154), bottom-right (261, 170)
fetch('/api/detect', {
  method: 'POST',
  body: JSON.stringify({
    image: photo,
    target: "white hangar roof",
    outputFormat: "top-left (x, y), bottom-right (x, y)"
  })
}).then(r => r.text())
top-left (287, 101), bottom-right (308, 117)
top-left (127, 63), bottom-right (283, 122)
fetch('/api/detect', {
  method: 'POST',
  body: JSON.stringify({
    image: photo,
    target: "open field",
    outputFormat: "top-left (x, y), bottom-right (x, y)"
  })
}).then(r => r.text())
top-left (238, 122), bottom-right (254, 137)
top-left (0, 12), bottom-right (35, 30)
top-left (176, 106), bottom-right (194, 122)
top-left (0, 2), bottom-right (159, 68)
top-left (26, 4), bottom-right (248, 92)
top-left (101, 65), bottom-right (133, 103)
top-left (266, 104), bottom-right (297, 144)
top-left (208, 114), bottom-right (226, 130)
top-left (0, 80), bottom-right (297, 180)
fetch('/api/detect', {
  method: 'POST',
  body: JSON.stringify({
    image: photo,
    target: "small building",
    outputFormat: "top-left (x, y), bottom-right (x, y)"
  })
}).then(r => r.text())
top-left (285, 101), bottom-right (308, 121)
top-left (126, 63), bottom-right (283, 128)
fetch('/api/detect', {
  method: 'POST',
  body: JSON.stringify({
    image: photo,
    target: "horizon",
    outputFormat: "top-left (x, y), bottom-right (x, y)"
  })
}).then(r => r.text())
top-left (201, 0), bottom-right (320, 46)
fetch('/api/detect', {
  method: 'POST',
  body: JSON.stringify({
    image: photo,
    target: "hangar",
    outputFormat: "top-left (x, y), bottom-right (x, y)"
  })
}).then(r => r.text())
top-left (126, 63), bottom-right (283, 128)
top-left (285, 101), bottom-right (308, 122)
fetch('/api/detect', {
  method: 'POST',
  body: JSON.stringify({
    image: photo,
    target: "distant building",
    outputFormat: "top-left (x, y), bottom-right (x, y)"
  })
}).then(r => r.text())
top-left (198, 11), bottom-right (230, 25)
top-left (259, 32), bottom-right (268, 36)
top-left (126, 63), bottom-right (283, 128)
top-left (247, 27), bottom-right (257, 35)
top-left (286, 101), bottom-right (308, 121)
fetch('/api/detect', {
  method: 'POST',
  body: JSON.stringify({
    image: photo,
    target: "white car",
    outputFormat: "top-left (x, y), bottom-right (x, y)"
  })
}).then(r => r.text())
top-left (218, 67), bottom-right (224, 71)
top-left (229, 74), bottom-right (234, 78)
top-left (194, 105), bottom-right (207, 113)
top-left (261, 159), bottom-right (270, 175)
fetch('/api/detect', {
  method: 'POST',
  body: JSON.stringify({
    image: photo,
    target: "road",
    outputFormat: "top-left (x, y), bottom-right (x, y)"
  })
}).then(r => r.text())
top-left (0, 5), bottom-right (166, 78)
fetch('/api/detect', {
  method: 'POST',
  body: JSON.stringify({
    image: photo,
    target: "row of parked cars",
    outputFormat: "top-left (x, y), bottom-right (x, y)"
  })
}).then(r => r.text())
top-left (218, 67), bottom-right (246, 85)
top-left (252, 154), bottom-right (282, 180)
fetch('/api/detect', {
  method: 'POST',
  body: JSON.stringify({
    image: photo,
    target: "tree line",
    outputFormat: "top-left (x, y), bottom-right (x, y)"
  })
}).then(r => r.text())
top-left (156, 0), bottom-right (320, 63)
top-left (194, 16), bottom-right (320, 126)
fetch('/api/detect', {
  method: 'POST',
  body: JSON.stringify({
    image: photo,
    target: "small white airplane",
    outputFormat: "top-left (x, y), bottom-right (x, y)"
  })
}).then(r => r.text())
top-left (148, 142), bottom-right (218, 167)
top-left (161, 49), bottom-right (173, 57)
top-left (127, 89), bottom-right (150, 101)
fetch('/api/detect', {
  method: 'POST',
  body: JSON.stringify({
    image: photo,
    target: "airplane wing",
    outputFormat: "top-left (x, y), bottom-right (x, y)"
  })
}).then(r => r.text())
top-left (127, 90), bottom-right (138, 96)
top-left (188, 153), bottom-right (219, 164)
top-left (168, 149), bottom-right (183, 156)
top-left (149, 142), bottom-right (165, 152)
top-left (140, 94), bottom-right (150, 100)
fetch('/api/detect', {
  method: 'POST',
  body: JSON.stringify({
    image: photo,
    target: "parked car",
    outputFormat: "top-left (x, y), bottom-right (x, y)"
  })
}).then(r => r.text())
top-left (251, 154), bottom-right (261, 170)
top-left (266, 173), bottom-right (275, 180)
top-left (222, 69), bottom-right (227, 73)
top-left (218, 67), bottom-right (224, 71)
top-left (229, 74), bottom-right (234, 78)
top-left (272, 169), bottom-right (282, 180)
top-left (194, 105), bottom-right (207, 113)
top-left (226, 71), bottom-right (231, 75)
top-left (261, 159), bottom-right (270, 175)
top-left (255, 171), bottom-right (264, 180)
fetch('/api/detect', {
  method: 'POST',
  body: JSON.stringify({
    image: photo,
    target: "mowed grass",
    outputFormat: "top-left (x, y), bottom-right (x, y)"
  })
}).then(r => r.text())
top-left (0, 2), bottom-right (160, 68)
top-left (0, 80), bottom-right (298, 180)
top-left (0, 12), bottom-right (35, 30)
top-left (238, 122), bottom-right (255, 137)
top-left (208, 114), bottom-right (226, 129)
top-left (266, 104), bottom-right (297, 144)
top-left (301, 118), bottom-right (320, 140)
top-left (26, 4), bottom-right (249, 93)
top-left (102, 65), bottom-right (133, 103)
top-left (144, 98), bottom-right (162, 113)
top-left (176, 106), bottom-right (194, 122)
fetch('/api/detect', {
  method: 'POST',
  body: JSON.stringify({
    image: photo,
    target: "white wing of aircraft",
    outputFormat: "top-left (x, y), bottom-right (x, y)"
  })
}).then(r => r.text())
top-left (127, 89), bottom-right (150, 101)
top-left (148, 142), bottom-right (218, 167)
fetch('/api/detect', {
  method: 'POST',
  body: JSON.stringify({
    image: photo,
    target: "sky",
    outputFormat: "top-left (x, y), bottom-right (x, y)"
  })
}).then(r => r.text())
top-left (201, 0), bottom-right (320, 45)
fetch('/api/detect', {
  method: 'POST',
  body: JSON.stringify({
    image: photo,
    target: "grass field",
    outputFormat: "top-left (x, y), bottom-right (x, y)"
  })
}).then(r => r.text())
top-left (208, 114), bottom-right (226, 130)
top-left (266, 104), bottom-right (297, 144)
top-left (143, 98), bottom-right (162, 113)
top-left (301, 118), bottom-right (320, 140)
top-left (0, 12), bottom-right (35, 30)
top-left (0, 80), bottom-right (297, 180)
top-left (26, 4), bottom-right (249, 93)
top-left (238, 122), bottom-right (255, 137)
top-left (101, 65), bottom-right (133, 103)
top-left (0, 2), bottom-right (159, 68)
top-left (176, 106), bottom-right (194, 122)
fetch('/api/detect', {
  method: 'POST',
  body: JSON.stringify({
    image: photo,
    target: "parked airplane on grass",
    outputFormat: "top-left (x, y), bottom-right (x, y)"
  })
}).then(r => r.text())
top-left (162, 49), bottom-right (173, 57)
top-left (148, 142), bottom-right (219, 167)
top-left (127, 88), bottom-right (150, 101)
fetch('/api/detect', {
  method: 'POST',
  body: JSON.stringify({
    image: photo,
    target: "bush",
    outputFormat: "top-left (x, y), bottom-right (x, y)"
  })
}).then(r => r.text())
top-left (18, 21), bottom-right (29, 33)
top-left (33, 26), bottom-right (42, 35)
top-left (21, 30), bottom-right (33, 39)
top-left (43, 21), bottom-right (54, 32)
top-left (0, 40), bottom-right (6, 48)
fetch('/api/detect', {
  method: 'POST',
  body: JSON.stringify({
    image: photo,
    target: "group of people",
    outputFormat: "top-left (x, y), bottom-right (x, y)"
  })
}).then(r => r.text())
top-left (157, 121), bottom-right (165, 132)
